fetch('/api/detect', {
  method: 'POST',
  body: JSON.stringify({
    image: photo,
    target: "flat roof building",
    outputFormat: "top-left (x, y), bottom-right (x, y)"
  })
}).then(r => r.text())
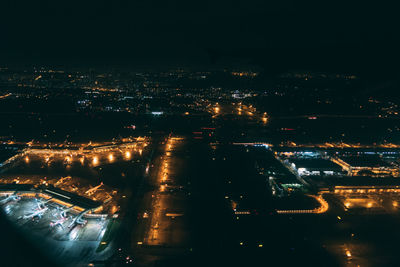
top-left (332, 155), bottom-right (399, 177)
top-left (289, 158), bottom-right (344, 176)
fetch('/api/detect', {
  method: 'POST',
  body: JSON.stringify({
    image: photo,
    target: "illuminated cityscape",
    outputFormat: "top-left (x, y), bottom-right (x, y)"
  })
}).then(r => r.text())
top-left (1, 65), bottom-right (400, 267)
top-left (1, 1), bottom-right (400, 266)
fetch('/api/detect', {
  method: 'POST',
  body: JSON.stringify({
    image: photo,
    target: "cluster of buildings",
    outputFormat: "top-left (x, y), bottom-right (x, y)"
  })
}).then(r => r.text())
top-left (0, 67), bottom-right (263, 116)
top-left (277, 147), bottom-right (400, 179)
top-left (332, 156), bottom-right (399, 177)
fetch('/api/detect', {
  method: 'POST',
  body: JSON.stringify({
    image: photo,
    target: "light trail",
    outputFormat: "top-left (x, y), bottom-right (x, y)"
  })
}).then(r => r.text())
top-left (276, 194), bottom-right (329, 214)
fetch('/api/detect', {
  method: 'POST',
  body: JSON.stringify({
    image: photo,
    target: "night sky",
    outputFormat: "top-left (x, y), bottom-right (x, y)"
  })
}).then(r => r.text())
top-left (1, 0), bottom-right (399, 74)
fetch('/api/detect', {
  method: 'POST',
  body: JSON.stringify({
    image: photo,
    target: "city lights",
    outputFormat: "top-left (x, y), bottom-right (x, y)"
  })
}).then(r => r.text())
top-left (92, 156), bottom-right (99, 165)
top-left (1, 45), bottom-right (400, 267)
top-left (65, 156), bottom-right (72, 164)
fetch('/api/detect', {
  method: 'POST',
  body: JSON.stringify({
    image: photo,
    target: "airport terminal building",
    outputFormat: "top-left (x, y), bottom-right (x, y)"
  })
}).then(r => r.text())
top-left (289, 158), bottom-right (345, 177)
top-left (332, 156), bottom-right (399, 177)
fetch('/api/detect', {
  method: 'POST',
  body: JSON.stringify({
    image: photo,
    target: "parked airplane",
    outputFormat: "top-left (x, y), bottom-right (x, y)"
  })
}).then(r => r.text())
top-left (54, 176), bottom-right (71, 187)
top-left (85, 182), bottom-right (103, 196)
top-left (21, 205), bottom-right (48, 220)
top-left (0, 192), bottom-right (21, 205)
top-left (68, 210), bottom-right (88, 228)
top-left (50, 215), bottom-right (68, 228)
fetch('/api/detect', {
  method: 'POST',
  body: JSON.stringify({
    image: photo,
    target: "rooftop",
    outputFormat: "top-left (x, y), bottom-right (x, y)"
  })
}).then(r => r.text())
top-left (291, 158), bottom-right (343, 170)
top-left (340, 155), bottom-right (392, 168)
top-left (0, 183), bottom-right (102, 210)
top-left (306, 176), bottom-right (400, 189)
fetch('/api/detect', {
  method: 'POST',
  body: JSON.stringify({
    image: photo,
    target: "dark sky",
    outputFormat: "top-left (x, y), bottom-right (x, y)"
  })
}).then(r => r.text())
top-left (1, 0), bottom-right (399, 73)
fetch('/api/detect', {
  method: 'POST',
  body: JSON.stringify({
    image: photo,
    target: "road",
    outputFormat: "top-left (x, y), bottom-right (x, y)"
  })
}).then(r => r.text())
top-left (130, 136), bottom-right (192, 266)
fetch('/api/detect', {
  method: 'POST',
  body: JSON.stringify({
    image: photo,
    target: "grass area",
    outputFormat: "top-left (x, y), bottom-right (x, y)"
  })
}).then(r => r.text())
top-left (96, 218), bottom-right (120, 253)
